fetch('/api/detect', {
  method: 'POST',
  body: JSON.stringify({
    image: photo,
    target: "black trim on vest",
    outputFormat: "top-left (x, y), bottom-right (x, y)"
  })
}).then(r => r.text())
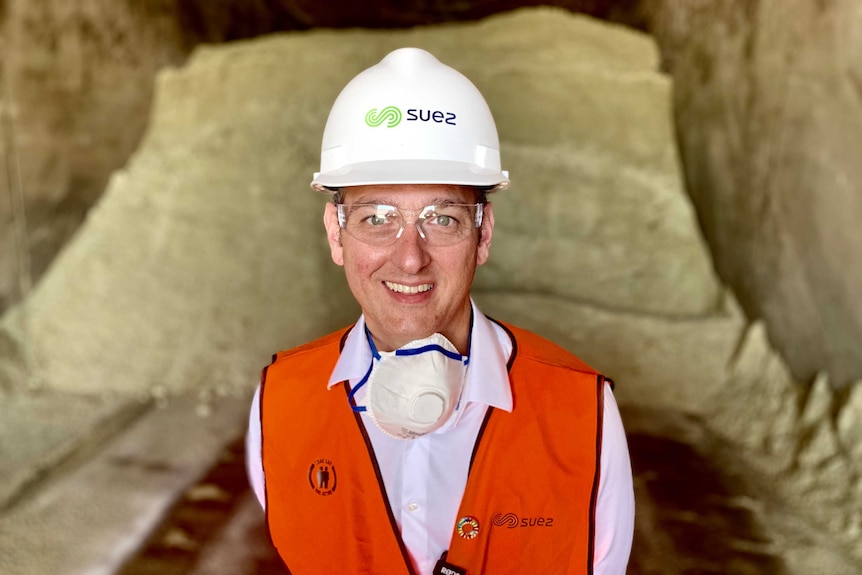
top-left (343, 380), bottom-right (418, 575)
top-left (259, 362), bottom-right (286, 570)
top-left (468, 407), bottom-right (494, 475)
top-left (586, 374), bottom-right (605, 575)
top-left (487, 317), bottom-right (518, 372)
top-left (466, 306), bottom-right (474, 356)
top-left (338, 326), bottom-right (353, 351)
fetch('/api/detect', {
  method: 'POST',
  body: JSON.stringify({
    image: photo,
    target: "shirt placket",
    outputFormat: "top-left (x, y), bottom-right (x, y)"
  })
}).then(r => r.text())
top-left (399, 434), bottom-right (433, 572)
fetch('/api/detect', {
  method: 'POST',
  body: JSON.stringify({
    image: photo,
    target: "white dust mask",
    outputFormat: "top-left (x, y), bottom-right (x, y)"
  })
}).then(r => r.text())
top-left (349, 331), bottom-right (468, 440)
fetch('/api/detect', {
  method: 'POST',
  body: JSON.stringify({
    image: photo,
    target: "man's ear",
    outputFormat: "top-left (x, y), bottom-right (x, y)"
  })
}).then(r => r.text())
top-left (476, 202), bottom-right (494, 266)
top-left (323, 202), bottom-right (344, 266)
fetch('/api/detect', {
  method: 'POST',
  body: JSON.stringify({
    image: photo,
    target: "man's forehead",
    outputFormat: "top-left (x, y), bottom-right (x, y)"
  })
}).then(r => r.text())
top-left (341, 184), bottom-right (477, 205)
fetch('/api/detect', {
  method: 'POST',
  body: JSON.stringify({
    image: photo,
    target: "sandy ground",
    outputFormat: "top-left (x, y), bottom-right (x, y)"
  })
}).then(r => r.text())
top-left (3, 389), bottom-right (858, 575)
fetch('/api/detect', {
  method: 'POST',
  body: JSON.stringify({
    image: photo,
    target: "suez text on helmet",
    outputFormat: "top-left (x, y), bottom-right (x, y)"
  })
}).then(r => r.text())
top-left (311, 47), bottom-right (509, 192)
top-left (365, 106), bottom-right (456, 128)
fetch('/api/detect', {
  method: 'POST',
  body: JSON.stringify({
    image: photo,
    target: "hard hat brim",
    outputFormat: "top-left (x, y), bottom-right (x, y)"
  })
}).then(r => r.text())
top-left (311, 160), bottom-right (509, 193)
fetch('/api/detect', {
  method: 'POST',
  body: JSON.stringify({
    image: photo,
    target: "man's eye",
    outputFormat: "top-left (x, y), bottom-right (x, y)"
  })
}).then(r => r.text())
top-left (426, 208), bottom-right (469, 228)
top-left (367, 215), bottom-right (389, 226)
top-left (352, 207), bottom-right (395, 226)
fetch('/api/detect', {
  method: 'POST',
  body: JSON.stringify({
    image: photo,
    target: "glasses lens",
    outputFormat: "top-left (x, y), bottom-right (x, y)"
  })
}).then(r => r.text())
top-left (417, 205), bottom-right (477, 246)
top-left (340, 204), bottom-right (481, 246)
top-left (342, 204), bottom-right (402, 245)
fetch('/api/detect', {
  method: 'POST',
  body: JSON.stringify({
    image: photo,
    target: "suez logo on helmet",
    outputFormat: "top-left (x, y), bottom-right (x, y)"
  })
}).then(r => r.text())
top-left (364, 106), bottom-right (456, 128)
top-left (365, 106), bottom-right (402, 128)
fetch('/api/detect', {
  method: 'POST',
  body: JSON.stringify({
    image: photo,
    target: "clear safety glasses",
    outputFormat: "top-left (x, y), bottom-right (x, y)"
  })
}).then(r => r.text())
top-left (337, 202), bottom-right (484, 247)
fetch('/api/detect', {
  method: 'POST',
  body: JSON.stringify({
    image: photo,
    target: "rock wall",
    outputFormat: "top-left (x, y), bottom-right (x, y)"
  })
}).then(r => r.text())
top-left (0, 0), bottom-right (188, 309)
top-left (649, 0), bottom-right (862, 388)
top-left (707, 322), bottom-right (862, 561)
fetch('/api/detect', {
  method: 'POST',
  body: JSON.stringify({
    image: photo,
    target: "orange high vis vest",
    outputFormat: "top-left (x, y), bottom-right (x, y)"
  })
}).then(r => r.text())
top-left (260, 321), bottom-right (607, 575)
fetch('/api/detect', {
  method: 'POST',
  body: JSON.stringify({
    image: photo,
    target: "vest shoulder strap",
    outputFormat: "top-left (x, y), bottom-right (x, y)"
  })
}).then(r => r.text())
top-left (494, 319), bottom-right (599, 375)
top-left (271, 325), bottom-right (353, 363)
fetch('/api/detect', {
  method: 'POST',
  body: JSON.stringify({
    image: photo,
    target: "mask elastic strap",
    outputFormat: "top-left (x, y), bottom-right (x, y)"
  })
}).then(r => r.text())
top-left (392, 309), bottom-right (473, 365)
top-left (395, 344), bottom-right (463, 362)
top-left (347, 327), bottom-right (381, 412)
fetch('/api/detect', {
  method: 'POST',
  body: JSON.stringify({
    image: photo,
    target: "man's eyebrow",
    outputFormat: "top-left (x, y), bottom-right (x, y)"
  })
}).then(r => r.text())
top-left (349, 197), bottom-right (471, 207)
top-left (427, 197), bottom-right (471, 206)
top-left (349, 196), bottom-right (394, 205)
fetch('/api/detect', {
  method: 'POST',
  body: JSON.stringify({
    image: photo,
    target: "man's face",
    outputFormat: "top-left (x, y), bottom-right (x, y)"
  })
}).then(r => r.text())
top-left (323, 184), bottom-right (494, 354)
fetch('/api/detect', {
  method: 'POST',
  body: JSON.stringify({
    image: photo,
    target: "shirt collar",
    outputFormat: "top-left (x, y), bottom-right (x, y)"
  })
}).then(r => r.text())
top-left (327, 299), bottom-right (513, 413)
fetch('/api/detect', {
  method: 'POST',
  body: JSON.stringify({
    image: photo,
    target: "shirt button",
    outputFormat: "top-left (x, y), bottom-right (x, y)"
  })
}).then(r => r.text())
top-left (407, 502), bottom-right (420, 512)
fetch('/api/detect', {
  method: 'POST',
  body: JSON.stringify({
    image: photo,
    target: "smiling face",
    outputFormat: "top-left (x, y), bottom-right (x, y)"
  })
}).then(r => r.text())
top-left (324, 184), bottom-right (494, 354)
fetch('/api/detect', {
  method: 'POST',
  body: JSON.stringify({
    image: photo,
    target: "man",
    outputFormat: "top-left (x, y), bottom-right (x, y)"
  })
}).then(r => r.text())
top-left (247, 47), bottom-right (634, 574)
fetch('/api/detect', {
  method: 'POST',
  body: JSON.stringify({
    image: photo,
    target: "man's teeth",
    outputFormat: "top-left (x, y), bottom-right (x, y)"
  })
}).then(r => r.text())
top-left (385, 282), bottom-right (433, 294)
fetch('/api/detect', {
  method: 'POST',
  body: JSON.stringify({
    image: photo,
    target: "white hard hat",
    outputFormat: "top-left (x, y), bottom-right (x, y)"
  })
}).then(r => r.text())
top-left (311, 47), bottom-right (509, 192)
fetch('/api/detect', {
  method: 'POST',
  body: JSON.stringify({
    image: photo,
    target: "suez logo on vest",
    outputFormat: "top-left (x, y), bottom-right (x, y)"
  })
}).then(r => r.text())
top-left (492, 512), bottom-right (555, 528)
top-left (365, 106), bottom-right (456, 128)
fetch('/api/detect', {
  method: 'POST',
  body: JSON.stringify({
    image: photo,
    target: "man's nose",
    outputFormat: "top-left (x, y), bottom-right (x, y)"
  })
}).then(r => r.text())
top-left (392, 221), bottom-right (431, 273)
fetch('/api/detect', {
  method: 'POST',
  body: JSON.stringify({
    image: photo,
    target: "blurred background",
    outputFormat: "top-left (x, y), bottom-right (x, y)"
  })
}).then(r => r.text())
top-left (0, 1), bottom-right (861, 573)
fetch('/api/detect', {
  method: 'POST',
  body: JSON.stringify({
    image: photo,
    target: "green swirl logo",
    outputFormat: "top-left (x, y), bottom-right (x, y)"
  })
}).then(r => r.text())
top-left (365, 106), bottom-right (402, 128)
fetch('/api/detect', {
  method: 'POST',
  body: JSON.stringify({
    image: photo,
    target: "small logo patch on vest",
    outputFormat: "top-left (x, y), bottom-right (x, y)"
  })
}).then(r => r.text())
top-left (308, 458), bottom-right (337, 496)
top-left (456, 516), bottom-right (480, 539)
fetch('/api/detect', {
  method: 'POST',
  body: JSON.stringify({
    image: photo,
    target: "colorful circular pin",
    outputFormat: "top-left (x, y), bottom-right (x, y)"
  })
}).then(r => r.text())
top-left (456, 516), bottom-right (480, 539)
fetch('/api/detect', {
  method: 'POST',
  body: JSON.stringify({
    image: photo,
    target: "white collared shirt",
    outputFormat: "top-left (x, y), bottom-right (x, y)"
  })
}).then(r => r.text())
top-left (246, 301), bottom-right (634, 574)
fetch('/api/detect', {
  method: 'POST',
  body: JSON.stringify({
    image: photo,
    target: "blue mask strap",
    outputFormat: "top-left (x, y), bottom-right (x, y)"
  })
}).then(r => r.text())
top-left (347, 327), bottom-right (381, 413)
top-left (395, 345), bottom-right (463, 361)
top-left (393, 308), bottom-right (473, 365)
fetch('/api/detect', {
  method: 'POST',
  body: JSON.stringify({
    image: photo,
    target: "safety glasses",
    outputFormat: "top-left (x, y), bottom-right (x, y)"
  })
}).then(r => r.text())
top-left (337, 203), bottom-right (484, 246)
